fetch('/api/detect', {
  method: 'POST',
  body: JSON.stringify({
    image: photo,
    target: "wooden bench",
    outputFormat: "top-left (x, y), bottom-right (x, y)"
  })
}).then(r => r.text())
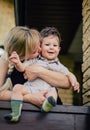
top-left (0, 100), bottom-right (90, 130)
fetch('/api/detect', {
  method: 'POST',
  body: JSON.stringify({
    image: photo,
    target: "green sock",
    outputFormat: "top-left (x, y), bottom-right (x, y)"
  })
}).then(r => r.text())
top-left (4, 100), bottom-right (23, 122)
top-left (41, 96), bottom-right (56, 112)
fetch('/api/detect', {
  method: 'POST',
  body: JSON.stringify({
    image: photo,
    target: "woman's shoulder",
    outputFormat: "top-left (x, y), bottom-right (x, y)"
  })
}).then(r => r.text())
top-left (1, 51), bottom-right (8, 61)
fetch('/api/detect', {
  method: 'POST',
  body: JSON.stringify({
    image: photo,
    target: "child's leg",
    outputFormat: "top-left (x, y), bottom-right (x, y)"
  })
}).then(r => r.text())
top-left (23, 90), bottom-right (48, 106)
top-left (41, 90), bottom-right (57, 112)
top-left (4, 84), bottom-right (30, 122)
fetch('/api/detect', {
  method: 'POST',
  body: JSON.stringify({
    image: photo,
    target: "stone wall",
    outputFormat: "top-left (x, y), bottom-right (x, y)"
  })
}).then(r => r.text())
top-left (0, 0), bottom-right (15, 45)
top-left (82, 0), bottom-right (90, 105)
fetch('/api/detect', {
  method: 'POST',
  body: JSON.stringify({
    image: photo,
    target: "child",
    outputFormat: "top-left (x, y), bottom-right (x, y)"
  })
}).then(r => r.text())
top-left (4, 27), bottom-right (79, 122)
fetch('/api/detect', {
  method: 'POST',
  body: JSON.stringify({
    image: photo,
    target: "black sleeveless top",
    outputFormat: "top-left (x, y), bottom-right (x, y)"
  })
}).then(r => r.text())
top-left (10, 67), bottom-right (27, 86)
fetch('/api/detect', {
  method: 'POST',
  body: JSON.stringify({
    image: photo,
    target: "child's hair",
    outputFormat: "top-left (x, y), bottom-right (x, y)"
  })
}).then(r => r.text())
top-left (40, 27), bottom-right (61, 44)
top-left (4, 26), bottom-right (40, 60)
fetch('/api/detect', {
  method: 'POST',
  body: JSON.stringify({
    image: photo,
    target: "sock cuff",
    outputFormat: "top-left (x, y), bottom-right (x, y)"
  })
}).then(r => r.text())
top-left (48, 96), bottom-right (56, 106)
top-left (11, 100), bottom-right (23, 103)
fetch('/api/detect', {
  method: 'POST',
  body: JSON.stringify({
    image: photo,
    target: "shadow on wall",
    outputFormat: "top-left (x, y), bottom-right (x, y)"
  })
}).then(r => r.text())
top-left (58, 54), bottom-right (82, 106)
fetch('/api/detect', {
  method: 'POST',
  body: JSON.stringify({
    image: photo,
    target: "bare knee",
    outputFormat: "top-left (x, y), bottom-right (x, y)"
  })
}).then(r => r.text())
top-left (13, 84), bottom-right (23, 92)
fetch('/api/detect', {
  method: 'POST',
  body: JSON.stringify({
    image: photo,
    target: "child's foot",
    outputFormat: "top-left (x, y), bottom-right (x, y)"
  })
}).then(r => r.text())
top-left (4, 113), bottom-right (20, 122)
top-left (4, 100), bottom-right (23, 122)
top-left (4, 113), bottom-right (12, 121)
top-left (41, 96), bottom-right (56, 112)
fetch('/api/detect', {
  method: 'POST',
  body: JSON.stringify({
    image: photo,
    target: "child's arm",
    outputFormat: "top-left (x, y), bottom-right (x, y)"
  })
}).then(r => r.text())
top-left (67, 72), bottom-right (80, 93)
top-left (9, 51), bottom-right (25, 72)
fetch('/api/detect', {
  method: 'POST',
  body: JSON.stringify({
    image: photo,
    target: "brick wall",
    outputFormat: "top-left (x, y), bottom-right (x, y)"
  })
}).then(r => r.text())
top-left (82, 0), bottom-right (90, 105)
top-left (0, 0), bottom-right (15, 45)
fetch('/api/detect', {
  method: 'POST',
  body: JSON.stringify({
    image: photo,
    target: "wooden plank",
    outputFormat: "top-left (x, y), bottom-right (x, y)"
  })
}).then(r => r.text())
top-left (0, 100), bottom-right (90, 114)
top-left (0, 100), bottom-right (90, 130)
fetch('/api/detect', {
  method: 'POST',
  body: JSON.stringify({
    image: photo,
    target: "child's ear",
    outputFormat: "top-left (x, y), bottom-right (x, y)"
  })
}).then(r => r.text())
top-left (59, 47), bottom-right (61, 51)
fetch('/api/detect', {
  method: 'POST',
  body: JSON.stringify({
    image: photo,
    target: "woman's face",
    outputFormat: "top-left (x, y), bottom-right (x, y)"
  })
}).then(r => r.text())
top-left (28, 45), bottom-right (41, 59)
top-left (20, 43), bottom-right (41, 61)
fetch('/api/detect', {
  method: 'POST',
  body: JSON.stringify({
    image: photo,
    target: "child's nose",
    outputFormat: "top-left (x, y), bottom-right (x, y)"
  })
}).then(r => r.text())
top-left (50, 45), bottom-right (54, 49)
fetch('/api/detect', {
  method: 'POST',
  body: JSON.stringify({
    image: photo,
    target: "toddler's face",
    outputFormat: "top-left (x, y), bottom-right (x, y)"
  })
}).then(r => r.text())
top-left (41, 35), bottom-right (60, 60)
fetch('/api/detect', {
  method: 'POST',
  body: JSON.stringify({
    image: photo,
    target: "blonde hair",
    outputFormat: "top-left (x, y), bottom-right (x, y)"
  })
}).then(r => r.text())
top-left (4, 26), bottom-right (40, 60)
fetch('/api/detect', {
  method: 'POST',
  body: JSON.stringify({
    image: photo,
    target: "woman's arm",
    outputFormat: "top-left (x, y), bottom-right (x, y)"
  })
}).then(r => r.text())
top-left (0, 55), bottom-right (8, 86)
top-left (24, 64), bottom-right (70, 88)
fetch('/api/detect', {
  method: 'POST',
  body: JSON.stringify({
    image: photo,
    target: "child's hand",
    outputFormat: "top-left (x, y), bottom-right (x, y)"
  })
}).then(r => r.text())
top-left (71, 81), bottom-right (80, 93)
top-left (9, 51), bottom-right (25, 72)
top-left (68, 72), bottom-right (80, 93)
top-left (9, 51), bottom-right (20, 65)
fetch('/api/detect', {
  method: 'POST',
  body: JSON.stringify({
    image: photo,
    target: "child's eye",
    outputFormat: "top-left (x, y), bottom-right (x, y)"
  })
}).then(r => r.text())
top-left (54, 45), bottom-right (58, 47)
top-left (45, 43), bottom-right (49, 46)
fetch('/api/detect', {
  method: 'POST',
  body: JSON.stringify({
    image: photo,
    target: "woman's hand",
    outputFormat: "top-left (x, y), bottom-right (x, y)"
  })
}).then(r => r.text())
top-left (24, 64), bottom-right (41, 80)
top-left (24, 90), bottom-right (48, 106)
